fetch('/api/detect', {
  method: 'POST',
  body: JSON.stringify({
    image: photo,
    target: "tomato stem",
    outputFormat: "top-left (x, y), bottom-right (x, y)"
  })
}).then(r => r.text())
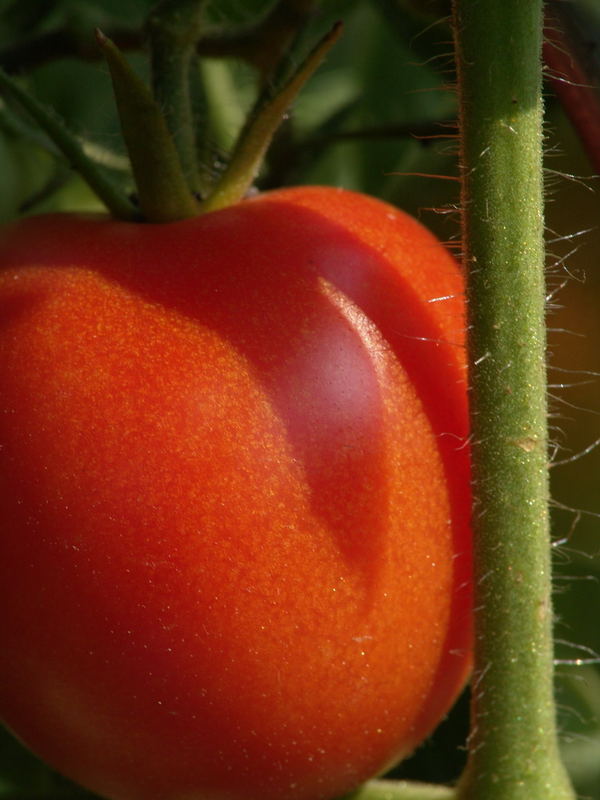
top-left (146, 0), bottom-right (207, 196)
top-left (97, 29), bottom-right (200, 223)
top-left (0, 67), bottom-right (139, 221)
top-left (452, 2), bottom-right (575, 799)
top-left (198, 21), bottom-right (343, 214)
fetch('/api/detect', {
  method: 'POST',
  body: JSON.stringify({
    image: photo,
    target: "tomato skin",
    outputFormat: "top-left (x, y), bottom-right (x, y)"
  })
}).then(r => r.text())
top-left (0, 187), bottom-right (471, 800)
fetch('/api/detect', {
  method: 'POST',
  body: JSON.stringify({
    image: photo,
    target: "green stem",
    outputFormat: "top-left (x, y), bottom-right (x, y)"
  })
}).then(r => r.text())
top-left (452, 3), bottom-right (575, 799)
top-left (199, 21), bottom-right (342, 214)
top-left (97, 29), bottom-right (199, 223)
top-left (0, 68), bottom-right (138, 220)
top-left (146, 0), bottom-right (207, 195)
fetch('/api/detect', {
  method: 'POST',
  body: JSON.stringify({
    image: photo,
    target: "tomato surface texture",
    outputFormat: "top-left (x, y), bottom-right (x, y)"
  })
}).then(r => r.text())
top-left (0, 186), bottom-right (471, 800)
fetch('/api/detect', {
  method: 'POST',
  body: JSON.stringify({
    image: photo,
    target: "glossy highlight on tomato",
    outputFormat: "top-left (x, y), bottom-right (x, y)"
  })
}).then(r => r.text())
top-left (0, 186), bottom-right (471, 800)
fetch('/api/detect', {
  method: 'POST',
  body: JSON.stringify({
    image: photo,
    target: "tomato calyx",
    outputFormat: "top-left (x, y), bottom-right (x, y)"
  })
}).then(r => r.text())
top-left (197, 21), bottom-right (342, 215)
top-left (0, 9), bottom-right (342, 224)
top-left (96, 28), bottom-right (202, 224)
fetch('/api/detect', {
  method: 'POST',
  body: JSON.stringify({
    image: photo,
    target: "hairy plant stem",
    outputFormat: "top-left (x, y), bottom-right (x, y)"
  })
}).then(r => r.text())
top-left (147, 0), bottom-right (207, 195)
top-left (452, 3), bottom-right (575, 799)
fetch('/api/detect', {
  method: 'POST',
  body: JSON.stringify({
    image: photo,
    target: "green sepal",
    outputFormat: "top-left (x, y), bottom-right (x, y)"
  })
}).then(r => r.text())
top-left (199, 21), bottom-right (343, 214)
top-left (96, 28), bottom-right (200, 223)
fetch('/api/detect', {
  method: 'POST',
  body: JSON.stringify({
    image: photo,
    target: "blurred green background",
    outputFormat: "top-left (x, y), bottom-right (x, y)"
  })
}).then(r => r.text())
top-left (1, 0), bottom-right (599, 797)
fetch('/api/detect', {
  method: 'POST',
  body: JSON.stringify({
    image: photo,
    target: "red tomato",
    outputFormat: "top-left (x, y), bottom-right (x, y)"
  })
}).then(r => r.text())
top-left (0, 186), bottom-right (471, 800)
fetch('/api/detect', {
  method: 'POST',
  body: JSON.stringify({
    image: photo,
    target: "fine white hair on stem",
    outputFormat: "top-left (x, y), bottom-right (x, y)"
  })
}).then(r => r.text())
top-left (554, 639), bottom-right (600, 667)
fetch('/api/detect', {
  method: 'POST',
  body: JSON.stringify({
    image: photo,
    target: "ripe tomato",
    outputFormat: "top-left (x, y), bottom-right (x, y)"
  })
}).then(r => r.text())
top-left (0, 186), bottom-right (471, 800)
